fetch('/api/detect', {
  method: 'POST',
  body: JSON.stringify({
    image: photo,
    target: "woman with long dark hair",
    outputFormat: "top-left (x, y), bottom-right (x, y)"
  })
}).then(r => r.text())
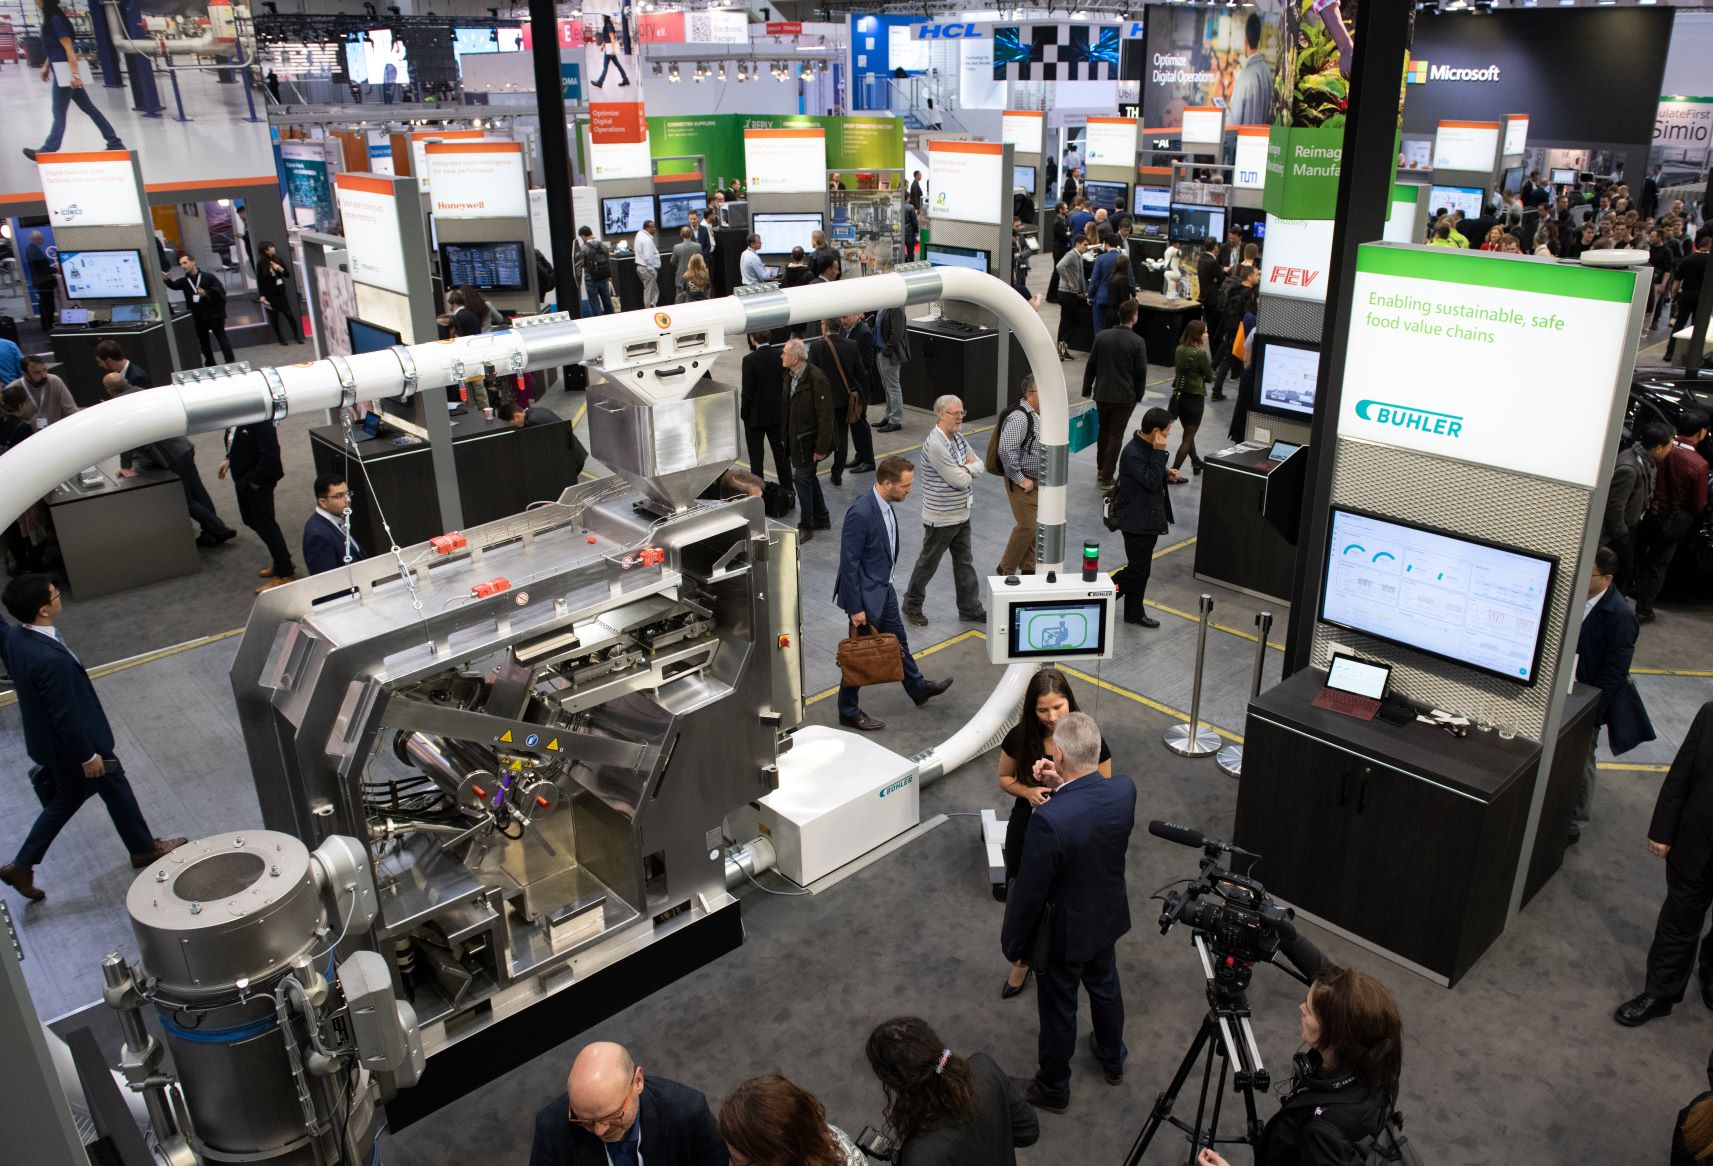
top-left (1199, 963), bottom-right (1403, 1166)
top-left (995, 669), bottom-right (1111, 997)
top-left (865, 1016), bottom-right (1037, 1166)
top-left (717, 1073), bottom-right (864, 1166)
top-left (23, 0), bottom-right (125, 160)
top-left (256, 241), bottom-right (303, 345)
top-left (1170, 319), bottom-right (1213, 479)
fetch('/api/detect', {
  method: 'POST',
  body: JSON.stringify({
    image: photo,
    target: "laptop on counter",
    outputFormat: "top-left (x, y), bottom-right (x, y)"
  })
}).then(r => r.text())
top-left (1311, 653), bottom-right (1392, 721)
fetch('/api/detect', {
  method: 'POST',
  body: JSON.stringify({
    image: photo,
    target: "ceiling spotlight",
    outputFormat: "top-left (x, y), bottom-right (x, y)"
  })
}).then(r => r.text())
top-left (717, 62), bottom-right (726, 81)
top-left (668, 63), bottom-right (681, 82)
top-left (799, 63), bottom-right (811, 80)
top-left (652, 60), bottom-right (663, 76)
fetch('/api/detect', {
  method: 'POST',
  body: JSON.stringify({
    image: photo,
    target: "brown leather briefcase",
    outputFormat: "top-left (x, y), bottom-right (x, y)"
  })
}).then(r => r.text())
top-left (836, 622), bottom-right (905, 688)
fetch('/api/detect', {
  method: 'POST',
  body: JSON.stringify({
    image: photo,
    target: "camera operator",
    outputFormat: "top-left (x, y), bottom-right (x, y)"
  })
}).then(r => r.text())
top-left (1196, 935), bottom-right (1403, 1166)
top-left (863, 1016), bottom-right (1038, 1165)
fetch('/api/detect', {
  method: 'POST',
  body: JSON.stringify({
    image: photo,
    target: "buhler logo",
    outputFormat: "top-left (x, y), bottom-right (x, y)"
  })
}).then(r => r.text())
top-left (879, 775), bottom-right (914, 798)
top-left (1354, 399), bottom-right (1464, 438)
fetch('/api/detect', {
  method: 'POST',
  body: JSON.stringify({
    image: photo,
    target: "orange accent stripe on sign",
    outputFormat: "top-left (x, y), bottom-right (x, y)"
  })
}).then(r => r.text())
top-left (1185, 105), bottom-right (1221, 113)
top-left (1003, 109), bottom-right (1044, 118)
top-left (1438, 120), bottom-right (1501, 129)
top-left (1136, 165), bottom-right (1173, 176)
top-left (1233, 125), bottom-right (1270, 136)
top-left (334, 173), bottom-right (397, 196)
top-left (411, 128), bottom-right (484, 142)
top-left (1087, 116), bottom-right (1135, 125)
top-left (35, 150), bottom-right (131, 164)
top-left (424, 140), bottom-right (518, 154)
top-left (928, 140), bottom-right (1003, 156)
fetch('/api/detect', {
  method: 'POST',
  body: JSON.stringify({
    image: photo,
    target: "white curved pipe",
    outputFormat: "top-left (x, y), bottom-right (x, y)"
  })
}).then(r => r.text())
top-left (100, 0), bottom-right (222, 57)
top-left (0, 270), bottom-right (1071, 785)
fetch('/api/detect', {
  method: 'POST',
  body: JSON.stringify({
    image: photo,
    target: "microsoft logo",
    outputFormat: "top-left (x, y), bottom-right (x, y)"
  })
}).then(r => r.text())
top-left (1406, 60), bottom-right (1429, 85)
top-left (1354, 399), bottom-right (1465, 438)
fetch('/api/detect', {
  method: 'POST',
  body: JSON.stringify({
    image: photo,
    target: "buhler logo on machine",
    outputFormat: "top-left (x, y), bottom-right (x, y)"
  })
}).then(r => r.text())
top-left (1406, 60), bottom-right (1501, 84)
top-left (879, 775), bottom-right (914, 798)
top-left (1355, 399), bottom-right (1464, 438)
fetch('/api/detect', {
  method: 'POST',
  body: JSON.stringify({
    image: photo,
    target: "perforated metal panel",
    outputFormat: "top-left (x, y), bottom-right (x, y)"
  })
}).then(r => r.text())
top-left (437, 214), bottom-right (536, 315)
top-left (1311, 439), bottom-right (1592, 740)
top-left (1250, 294), bottom-right (1321, 445)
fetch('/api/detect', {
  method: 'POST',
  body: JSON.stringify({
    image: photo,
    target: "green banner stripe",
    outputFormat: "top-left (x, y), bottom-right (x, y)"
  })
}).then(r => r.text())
top-left (1356, 244), bottom-right (1635, 302)
top-left (1391, 184), bottom-right (1420, 204)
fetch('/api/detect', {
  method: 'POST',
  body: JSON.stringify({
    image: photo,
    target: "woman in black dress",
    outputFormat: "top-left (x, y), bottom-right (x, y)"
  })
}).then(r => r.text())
top-left (256, 240), bottom-right (302, 345)
top-left (996, 668), bottom-right (1112, 998)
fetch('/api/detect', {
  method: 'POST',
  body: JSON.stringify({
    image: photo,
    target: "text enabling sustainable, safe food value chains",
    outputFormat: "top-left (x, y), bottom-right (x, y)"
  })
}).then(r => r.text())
top-left (1365, 292), bottom-right (1525, 326)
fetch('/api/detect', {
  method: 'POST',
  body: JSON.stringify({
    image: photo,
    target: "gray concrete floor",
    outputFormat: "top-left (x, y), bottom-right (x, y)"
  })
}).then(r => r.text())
top-left (1, 261), bottom-right (1710, 1162)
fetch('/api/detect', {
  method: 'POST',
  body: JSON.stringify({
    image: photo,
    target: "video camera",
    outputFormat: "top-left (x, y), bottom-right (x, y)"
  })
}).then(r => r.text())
top-left (1150, 820), bottom-right (1295, 994)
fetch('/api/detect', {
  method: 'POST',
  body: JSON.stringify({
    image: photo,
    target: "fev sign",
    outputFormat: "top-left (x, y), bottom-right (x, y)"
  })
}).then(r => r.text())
top-left (333, 173), bottom-right (410, 297)
top-left (1338, 245), bottom-right (1638, 488)
top-left (1261, 215), bottom-right (1335, 303)
top-left (37, 151), bottom-right (144, 228)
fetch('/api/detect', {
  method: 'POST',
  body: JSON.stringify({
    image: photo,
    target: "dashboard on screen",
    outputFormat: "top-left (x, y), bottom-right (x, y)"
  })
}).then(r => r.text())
top-left (1082, 180), bottom-right (1128, 213)
top-left (1550, 167), bottom-right (1579, 186)
top-left (59, 250), bottom-right (148, 300)
top-left (1250, 336), bottom-right (1319, 419)
top-left (1426, 185), bottom-right (1484, 221)
top-left (924, 244), bottom-right (990, 274)
top-left (1320, 508), bottom-right (1557, 685)
top-left (1133, 185), bottom-right (1170, 219)
top-left (439, 241), bottom-right (529, 291)
top-left (601, 195), bottom-right (654, 236)
top-left (1168, 204), bottom-right (1225, 244)
top-left (753, 212), bottom-right (824, 255)
top-left (1014, 165), bottom-right (1036, 195)
top-left (657, 192), bottom-right (705, 230)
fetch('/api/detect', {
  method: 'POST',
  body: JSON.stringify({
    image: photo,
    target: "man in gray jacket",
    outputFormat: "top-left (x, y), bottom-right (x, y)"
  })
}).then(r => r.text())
top-left (1604, 422), bottom-right (1673, 595)
top-left (670, 227), bottom-right (702, 295)
top-left (902, 395), bottom-right (986, 626)
top-left (875, 304), bottom-right (910, 432)
top-left (1054, 237), bottom-right (1091, 362)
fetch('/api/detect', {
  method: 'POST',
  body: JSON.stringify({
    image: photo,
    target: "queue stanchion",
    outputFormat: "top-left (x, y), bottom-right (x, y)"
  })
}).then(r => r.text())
top-left (1217, 610), bottom-right (1272, 777)
top-left (1164, 594), bottom-right (1221, 758)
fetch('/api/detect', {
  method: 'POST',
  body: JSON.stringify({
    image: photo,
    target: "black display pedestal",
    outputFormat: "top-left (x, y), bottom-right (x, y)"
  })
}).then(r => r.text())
top-left (1193, 444), bottom-right (1304, 602)
top-left (900, 320), bottom-right (1028, 421)
top-left (51, 313), bottom-right (200, 405)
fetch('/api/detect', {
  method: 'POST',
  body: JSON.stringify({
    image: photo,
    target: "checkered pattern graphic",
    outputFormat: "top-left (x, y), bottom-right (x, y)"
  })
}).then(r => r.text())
top-left (992, 25), bottom-right (1121, 82)
top-left (1405, 60), bottom-right (1429, 85)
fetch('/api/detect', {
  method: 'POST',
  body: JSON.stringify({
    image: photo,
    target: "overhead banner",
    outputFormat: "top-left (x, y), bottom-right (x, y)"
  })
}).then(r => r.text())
top-left (990, 24), bottom-right (1120, 82)
top-left (1142, 3), bottom-right (1286, 130)
top-left (36, 151), bottom-right (144, 228)
top-left (1654, 96), bottom-right (1713, 189)
top-left (1433, 121), bottom-right (1500, 173)
top-left (425, 140), bottom-right (527, 220)
top-left (1338, 244), bottom-right (1638, 489)
top-left (1084, 116), bottom-right (1137, 167)
top-left (927, 140), bottom-right (1004, 225)
top-left (1265, 1), bottom-right (1382, 221)
top-left (333, 173), bottom-right (410, 296)
top-left (745, 128), bottom-right (827, 194)
top-left (1002, 109), bottom-right (1045, 154)
top-left (637, 10), bottom-right (747, 44)
top-left (591, 102), bottom-right (651, 180)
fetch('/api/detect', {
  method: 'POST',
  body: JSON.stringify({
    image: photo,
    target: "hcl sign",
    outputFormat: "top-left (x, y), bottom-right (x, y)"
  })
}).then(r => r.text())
top-left (913, 22), bottom-right (983, 39)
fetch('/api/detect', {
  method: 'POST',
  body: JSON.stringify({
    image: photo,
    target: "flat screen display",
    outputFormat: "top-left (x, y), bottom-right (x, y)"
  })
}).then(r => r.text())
top-left (439, 241), bottom-right (529, 291)
top-left (59, 250), bottom-right (148, 300)
top-left (657, 192), bottom-right (704, 230)
top-left (453, 27), bottom-right (497, 56)
top-left (1083, 180), bottom-right (1128, 213)
top-left (1013, 165), bottom-right (1035, 195)
top-left (924, 244), bottom-right (990, 274)
top-left (1321, 508), bottom-right (1557, 685)
top-left (1251, 336), bottom-right (1319, 419)
top-left (601, 195), bottom-right (654, 236)
top-left (1550, 167), bottom-right (1579, 186)
top-left (1006, 599), bottom-right (1109, 659)
top-left (1426, 184), bottom-right (1484, 221)
top-left (753, 212), bottom-right (823, 255)
top-left (1267, 440), bottom-right (1301, 462)
top-left (1133, 185), bottom-right (1170, 219)
top-left (1502, 166), bottom-right (1525, 196)
top-left (344, 29), bottom-right (410, 85)
top-left (348, 318), bottom-right (402, 354)
top-left (1327, 654), bottom-right (1390, 699)
top-left (1168, 204), bottom-right (1225, 244)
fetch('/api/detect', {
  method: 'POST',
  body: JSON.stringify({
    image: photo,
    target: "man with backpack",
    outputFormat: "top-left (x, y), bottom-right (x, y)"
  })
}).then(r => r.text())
top-left (576, 226), bottom-right (614, 316)
top-left (990, 376), bottom-right (1042, 576)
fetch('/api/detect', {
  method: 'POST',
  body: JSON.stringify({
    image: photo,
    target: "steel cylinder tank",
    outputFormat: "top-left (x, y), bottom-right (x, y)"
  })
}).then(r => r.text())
top-left (127, 830), bottom-right (344, 1165)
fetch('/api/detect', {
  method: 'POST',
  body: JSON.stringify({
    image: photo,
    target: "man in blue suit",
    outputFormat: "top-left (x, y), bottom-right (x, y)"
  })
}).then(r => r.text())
top-left (0, 576), bottom-right (185, 902)
top-left (302, 474), bottom-right (366, 577)
top-left (1088, 238), bottom-right (1121, 334)
top-left (529, 1041), bottom-right (727, 1166)
top-left (834, 455), bottom-right (952, 732)
top-left (1572, 544), bottom-right (1652, 844)
top-left (1001, 712), bottom-right (1136, 1112)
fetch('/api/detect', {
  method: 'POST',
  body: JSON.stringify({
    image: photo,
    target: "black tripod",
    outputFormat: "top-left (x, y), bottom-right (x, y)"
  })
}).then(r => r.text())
top-left (1122, 934), bottom-right (1306, 1165)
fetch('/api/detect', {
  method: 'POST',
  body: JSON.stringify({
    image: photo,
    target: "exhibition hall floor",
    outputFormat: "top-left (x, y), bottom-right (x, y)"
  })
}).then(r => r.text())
top-left (0, 59), bottom-right (274, 196)
top-left (3, 273), bottom-right (1710, 1164)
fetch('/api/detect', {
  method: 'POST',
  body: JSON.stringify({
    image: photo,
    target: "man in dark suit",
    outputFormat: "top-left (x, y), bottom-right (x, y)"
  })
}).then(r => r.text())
top-left (874, 303), bottom-right (910, 433)
top-left (813, 317), bottom-right (874, 485)
top-left (1573, 546), bottom-right (1652, 845)
top-left (162, 251), bottom-right (235, 367)
top-left (740, 334), bottom-right (789, 489)
top-left (529, 1041), bottom-right (727, 1166)
top-left (302, 474), bottom-right (365, 577)
top-left (1642, 163), bottom-right (1662, 219)
top-left (834, 455), bottom-right (951, 732)
top-left (1617, 700), bottom-right (1713, 1027)
top-left (781, 338), bottom-right (834, 540)
top-left (220, 420), bottom-right (295, 591)
top-left (1002, 711), bottom-right (1136, 1111)
top-left (0, 576), bottom-right (185, 902)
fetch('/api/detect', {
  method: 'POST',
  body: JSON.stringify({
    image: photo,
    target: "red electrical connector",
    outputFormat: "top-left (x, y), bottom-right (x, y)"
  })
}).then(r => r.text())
top-left (471, 577), bottom-right (511, 599)
top-left (638, 547), bottom-right (666, 567)
top-left (431, 532), bottom-right (468, 555)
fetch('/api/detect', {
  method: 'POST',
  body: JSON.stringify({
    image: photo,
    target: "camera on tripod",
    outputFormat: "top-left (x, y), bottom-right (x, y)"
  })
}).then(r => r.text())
top-left (1153, 820), bottom-right (1294, 989)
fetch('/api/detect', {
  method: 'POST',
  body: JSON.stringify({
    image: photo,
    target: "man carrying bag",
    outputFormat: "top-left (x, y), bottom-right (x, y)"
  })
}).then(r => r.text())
top-left (833, 456), bottom-right (952, 732)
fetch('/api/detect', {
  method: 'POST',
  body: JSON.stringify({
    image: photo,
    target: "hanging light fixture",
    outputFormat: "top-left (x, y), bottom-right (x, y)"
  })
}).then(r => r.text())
top-left (717, 62), bottom-right (727, 82)
top-left (668, 63), bottom-right (681, 83)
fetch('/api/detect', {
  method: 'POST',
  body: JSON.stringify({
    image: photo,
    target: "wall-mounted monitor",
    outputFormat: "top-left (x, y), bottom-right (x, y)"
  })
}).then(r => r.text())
top-left (753, 212), bottom-right (824, 255)
top-left (1501, 166), bottom-right (1525, 196)
top-left (1006, 597), bottom-right (1110, 659)
top-left (601, 195), bottom-right (654, 236)
top-left (348, 317), bottom-right (403, 354)
top-left (1550, 167), bottom-right (1579, 186)
top-left (657, 191), bottom-right (705, 230)
top-left (344, 28), bottom-right (411, 85)
top-left (439, 241), bottom-right (529, 291)
top-left (59, 249), bottom-right (148, 300)
top-left (1013, 165), bottom-right (1036, 195)
top-left (1133, 185), bottom-right (1170, 219)
top-left (452, 27), bottom-right (497, 56)
top-left (1425, 184), bottom-right (1484, 221)
top-left (924, 243), bottom-right (990, 274)
top-left (1082, 180), bottom-right (1128, 213)
top-left (1249, 335), bottom-right (1320, 419)
top-left (1320, 507), bottom-right (1557, 686)
top-left (1168, 204), bottom-right (1225, 244)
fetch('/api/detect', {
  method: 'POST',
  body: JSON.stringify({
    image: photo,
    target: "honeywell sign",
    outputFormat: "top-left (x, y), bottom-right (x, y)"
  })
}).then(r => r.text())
top-left (424, 141), bottom-right (527, 221)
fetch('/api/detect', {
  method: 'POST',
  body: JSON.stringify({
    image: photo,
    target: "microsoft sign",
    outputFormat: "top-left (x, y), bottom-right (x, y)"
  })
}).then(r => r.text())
top-left (1407, 60), bottom-right (1502, 84)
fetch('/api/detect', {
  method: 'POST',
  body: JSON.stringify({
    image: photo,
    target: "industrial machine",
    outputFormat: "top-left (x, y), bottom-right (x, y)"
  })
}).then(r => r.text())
top-left (0, 269), bottom-right (1073, 1165)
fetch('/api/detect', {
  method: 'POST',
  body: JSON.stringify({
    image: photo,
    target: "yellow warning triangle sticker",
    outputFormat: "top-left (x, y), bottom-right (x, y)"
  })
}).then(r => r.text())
top-left (499, 729), bottom-right (513, 743)
top-left (546, 738), bottom-right (560, 752)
